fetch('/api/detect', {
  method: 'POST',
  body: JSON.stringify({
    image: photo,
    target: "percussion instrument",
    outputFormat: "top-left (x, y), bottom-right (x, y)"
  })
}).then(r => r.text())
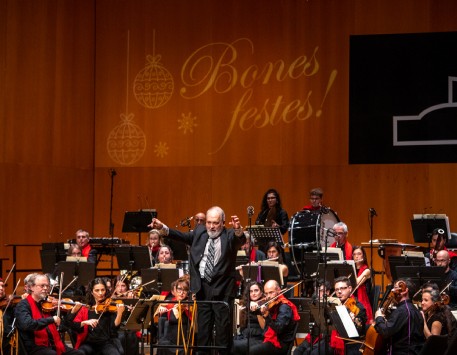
top-left (289, 209), bottom-right (340, 273)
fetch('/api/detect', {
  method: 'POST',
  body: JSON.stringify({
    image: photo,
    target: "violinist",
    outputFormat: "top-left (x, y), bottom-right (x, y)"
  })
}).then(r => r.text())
top-left (374, 278), bottom-right (424, 355)
top-left (435, 250), bottom-right (457, 309)
top-left (156, 277), bottom-right (192, 355)
top-left (330, 276), bottom-right (367, 355)
top-left (242, 280), bottom-right (299, 355)
top-left (65, 277), bottom-right (125, 355)
top-left (420, 289), bottom-right (456, 339)
top-left (14, 273), bottom-right (83, 355)
top-left (428, 228), bottom-right (457, 268)
top-left (232, 281), bottom-right (266, 354)
top-left (112, 275), bottom-right (135, 299)
top-left (352, 246), bottom-right (373, 323)
top-left (1, 277), bottom-right (15, 355)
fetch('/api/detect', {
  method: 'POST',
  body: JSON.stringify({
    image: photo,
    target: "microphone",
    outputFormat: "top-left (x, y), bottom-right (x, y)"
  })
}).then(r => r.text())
top-left (369, 208), bottom-right (377, 217)
top-left (180, 216), bottom-right (193, 227)
top-left (247, 206), bottom-right (254, 217)
top-left (326, 228), bottom-right (336, 238)
top-left (109, 168), bottom-right (117, 176)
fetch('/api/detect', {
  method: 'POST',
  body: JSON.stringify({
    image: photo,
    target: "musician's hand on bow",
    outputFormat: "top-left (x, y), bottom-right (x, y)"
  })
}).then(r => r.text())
top-left (53, 316), bottom-right (61, 326)
top-left (82, 319), bottom-right (98, 328)
top-left (157, 305), bottom-right (168, 315)
top-left (148, 218), bottom-right (164, 230)
top-left (250, 301), bottom-right (259, 312)
top-left (375, 308), bottom-right (384, 319)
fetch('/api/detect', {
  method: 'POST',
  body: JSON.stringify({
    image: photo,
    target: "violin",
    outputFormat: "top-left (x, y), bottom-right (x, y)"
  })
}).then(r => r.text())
top-left (42, 297), bottom-right (90, 313)
top-left (0, 295), bottom-right (22, 309)
top-left (344, 297), bottom-right (360, 316)
top-left (92, 298), bottom-right (124, 313)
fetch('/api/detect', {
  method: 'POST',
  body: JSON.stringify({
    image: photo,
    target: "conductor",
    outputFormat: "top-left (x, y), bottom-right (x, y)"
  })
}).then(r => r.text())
top-left (149, 206), bottom-right (244, 354)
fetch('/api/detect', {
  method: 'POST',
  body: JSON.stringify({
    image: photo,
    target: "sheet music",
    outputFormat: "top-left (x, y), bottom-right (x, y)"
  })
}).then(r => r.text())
top-left (336, 305), bottom-right (359, 338)
top-left (321, 247), bottom-right (343, 261)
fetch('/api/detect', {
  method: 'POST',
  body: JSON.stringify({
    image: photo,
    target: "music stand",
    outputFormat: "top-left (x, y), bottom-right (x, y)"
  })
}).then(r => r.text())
top-left (40, 243), bottom-right (67, 275)
top-left (388, 255), bottom-right (426, 281)
top-left (329, 305), bottom-right (359, 338)
top-left (308, 301), bottom-right (335, 332)
top-left (317, 261), bottom-right (357, 288)
top-left (290, 298), bottom-right (312, 333)
top-left (395, 265), bottom-right (446, 289)
top-left (124, 299), bottom-right (153, 355)
top-left (248, 226), bottom-right (284, 254)
top-left (56, 261), bottom-right (96, 289)
top-left (122, 210), bottom-right (158, 244)
top-left (411, 214), bottom-right (451, 244)
top-left (241, 264), bottom-right (283, 286)
top-left (141, 267), bottom-right (179, 293)
top-left (115, 246), bottom-right (152, 273)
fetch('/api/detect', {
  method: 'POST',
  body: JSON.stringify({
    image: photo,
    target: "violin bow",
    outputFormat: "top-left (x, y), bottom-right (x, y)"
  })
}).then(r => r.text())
top-left (343, 274), bottom-right (366, 306)
top-left (4, 279), bottom-right (21, 313)
top-left (3, 263), bottom-right (16, 286)
top-left (56, 272), bottom-right (64, 323)
top-left (61, 276), bottom-right (78, 294)
top-left (240, 280), bottom-right (303, 310)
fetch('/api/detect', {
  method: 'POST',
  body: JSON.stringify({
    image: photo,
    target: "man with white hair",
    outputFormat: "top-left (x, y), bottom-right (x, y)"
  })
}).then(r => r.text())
top-left (330, 222), bottom-right (353, 260)
top-left (149, 206), bottom-right (244, 355)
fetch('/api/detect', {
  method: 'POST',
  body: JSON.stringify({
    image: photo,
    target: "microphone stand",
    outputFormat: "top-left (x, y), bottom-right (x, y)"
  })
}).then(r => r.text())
top-left (369, 209), bottom-right (376, 288)
top-left (109, 169), bottom-right (117, 277)
top-left (316, 207), bottom-right (329, 355)
top-left (246, 208), bottom-right (254, 354)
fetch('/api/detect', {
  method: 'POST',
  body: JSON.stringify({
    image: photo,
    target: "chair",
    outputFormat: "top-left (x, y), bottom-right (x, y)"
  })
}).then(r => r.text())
top-left (286, 322), bottom-right (299, 355)
top-left (419, 334), bottom-right (448, 355)
top-left (444, 331), bottom-right (457, 355)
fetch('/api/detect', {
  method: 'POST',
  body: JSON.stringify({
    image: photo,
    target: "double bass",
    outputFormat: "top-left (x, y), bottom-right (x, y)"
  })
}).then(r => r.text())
top-left (361, 281), bottom-right (406, 355)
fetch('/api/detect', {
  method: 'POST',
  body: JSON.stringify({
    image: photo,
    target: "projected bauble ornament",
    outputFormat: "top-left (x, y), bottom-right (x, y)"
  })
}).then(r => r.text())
top-left (133, 55), bottom-right (174, 109)
top-left (107, 113), bottom-right (146, 165)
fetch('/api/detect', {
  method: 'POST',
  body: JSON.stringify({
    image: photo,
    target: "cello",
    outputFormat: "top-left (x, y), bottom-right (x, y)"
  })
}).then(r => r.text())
top-left (361, 281), bottom-right (406, 355)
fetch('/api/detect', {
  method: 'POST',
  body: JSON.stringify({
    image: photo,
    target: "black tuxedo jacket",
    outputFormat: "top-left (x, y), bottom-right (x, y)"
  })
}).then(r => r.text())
top-left (168, 224), bottom-right (242, 298)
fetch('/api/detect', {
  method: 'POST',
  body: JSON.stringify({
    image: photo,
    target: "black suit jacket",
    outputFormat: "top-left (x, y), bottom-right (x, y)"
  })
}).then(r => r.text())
top-left (168, 225), bottom-right (242, 298)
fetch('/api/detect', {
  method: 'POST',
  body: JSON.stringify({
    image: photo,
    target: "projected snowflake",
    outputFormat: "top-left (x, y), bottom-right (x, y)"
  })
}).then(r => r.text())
top-left (154, 141), bottom-right (169, 158)
top-left (178, 112), bottom-right (198, 134)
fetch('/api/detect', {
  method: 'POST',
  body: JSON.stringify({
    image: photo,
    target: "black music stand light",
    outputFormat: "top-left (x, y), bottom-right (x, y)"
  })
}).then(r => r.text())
top-left (248, 226), bottom-right (284, 254)
top-left (395, 265), bottom-right (446, 289)
top-left (141, 267), bottom-right (180, 293)
top-left (122, 210), bottom-right (158, 245)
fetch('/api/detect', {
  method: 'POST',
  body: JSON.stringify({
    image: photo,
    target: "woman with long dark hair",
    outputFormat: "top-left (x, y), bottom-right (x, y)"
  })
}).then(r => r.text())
top-left (66, 277), bottom-right (125, 355)
top-left (352, 246), bottom-right (373, 323)
top-left (255, 189), bottom-right (289, 235)
top-left (421, 289), bottom-right (456, 338)
top-left (232, 281), bottom-right (265, 354)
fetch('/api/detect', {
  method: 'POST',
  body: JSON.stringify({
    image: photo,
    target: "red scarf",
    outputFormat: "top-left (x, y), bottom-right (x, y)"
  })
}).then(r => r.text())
top-left (73, 306), bottom-right (89, 349)
top-left (81, 244), bottom-right (92, 258)
top-left (263, 295), bottom-right (300, 348)
top-left (26, 295), bottom-right (65, 355)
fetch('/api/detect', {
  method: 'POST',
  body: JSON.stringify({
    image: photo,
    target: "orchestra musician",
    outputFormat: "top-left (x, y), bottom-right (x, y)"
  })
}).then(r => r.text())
top-left (352, 246), bottom-right (373, 323)
top-left (75, 229), bottom-right (97, 263)
top-left (255, 189), bottom-right (289, 235)
top-left (156, 276), bottom-right (192, 355)
top-left (240, 233), bottom-right (266, 262)
top-left (147, 229), bottom-right (164, 266)
top-left (148, 206), bottom-right (244, 355)
top-left (194, 212), bottom-right (206, 228)
top-left (330, 276), bottom-right (367, 355)
top-left (374, 278), bottom-right (425, 355)
top-left (330, 222), bottom-right (353, 261)
top-left (434, 250), bottom-right (457, 309)
top-left (242, 280), bottom-right (299, 355)
top-left (420, 289), bottom-right (456, 339)
top-left (14, 273), bottom-right (84, 355)
top-left (65, 277), bottom-right (125, 355)
top-left (155, 245), bottom-right (174, 265)
top-left (67, 244), bottom-right (82, 257)
top-left (265, 241), bottom-right (289, 283)
top-left (232, 281), bottom-right (266, 354)
top-left (428, 228), bottom-right (457, 269)
top-left (302, 187), bottom-right (324, 211)
top-left (1, 277), bottom-right (16, 355)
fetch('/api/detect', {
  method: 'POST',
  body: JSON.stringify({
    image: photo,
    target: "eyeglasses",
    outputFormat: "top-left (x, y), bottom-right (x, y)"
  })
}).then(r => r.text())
top-left (35, 284), bottom-right (50, 289)
top-left (176, 287), bottom-right (188, 293)
top-left (335, 286), bottom-right (348, 292)
top-left (335, 232), bottom-right (346, 236)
